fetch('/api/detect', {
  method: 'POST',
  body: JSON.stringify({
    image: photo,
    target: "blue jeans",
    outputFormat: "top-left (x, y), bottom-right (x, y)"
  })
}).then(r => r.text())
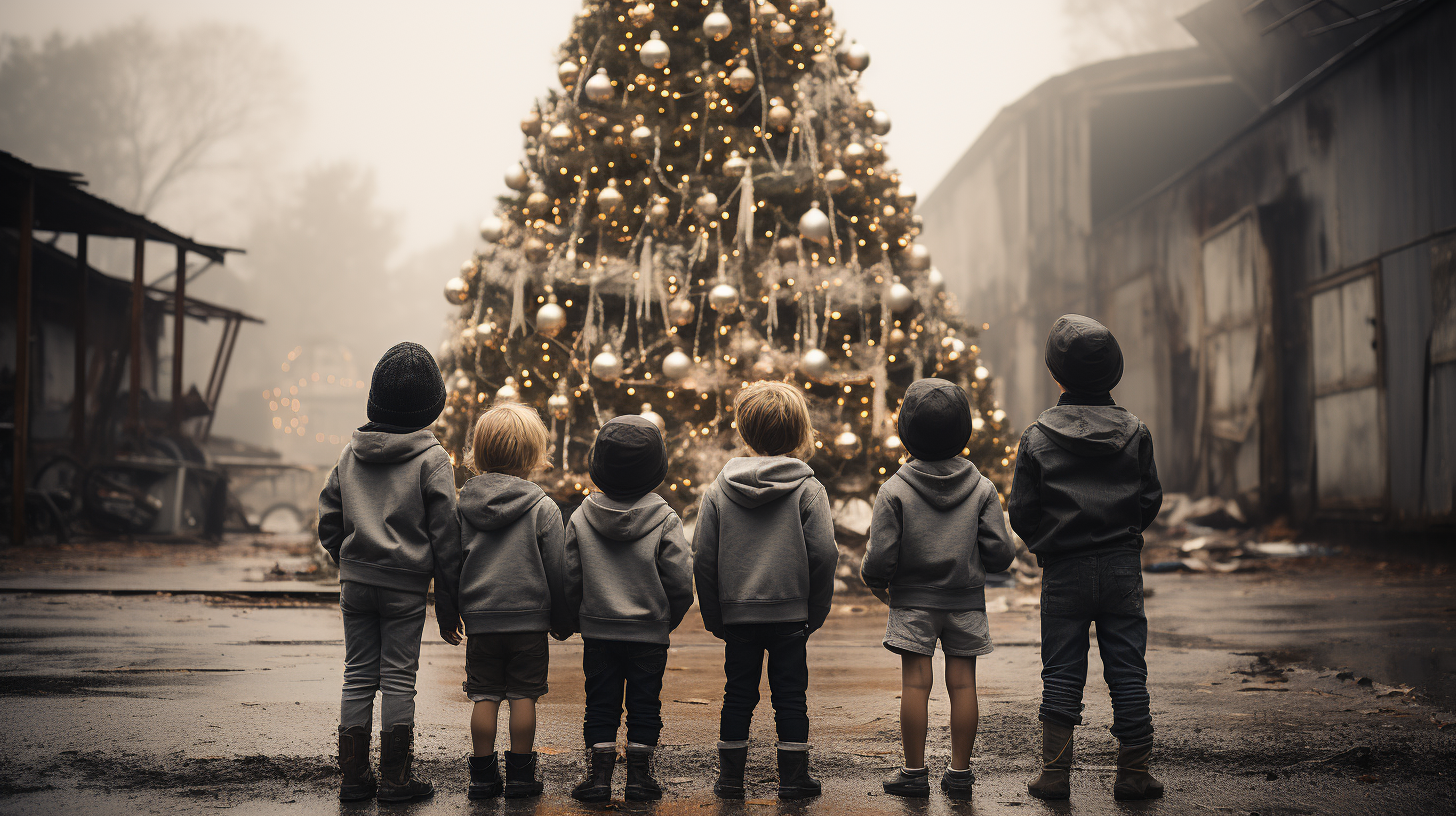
top-left (339, 581), bottom-right (427, 731)
top-left (1038, 551), bottom-right (1153, 744)
top-left (582, 638), bottom-right (668, 747)
top-left (719, 622), bottom-right (810, 745)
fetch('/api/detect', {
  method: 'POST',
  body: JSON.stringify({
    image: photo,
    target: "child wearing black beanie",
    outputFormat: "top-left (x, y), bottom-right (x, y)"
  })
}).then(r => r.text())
top-left (564, 415), bottom-right (693, 803)
top-left (1009, 314), bottom-right (1164, 802)
top-left (861, 378), bottom-right (1015, 800)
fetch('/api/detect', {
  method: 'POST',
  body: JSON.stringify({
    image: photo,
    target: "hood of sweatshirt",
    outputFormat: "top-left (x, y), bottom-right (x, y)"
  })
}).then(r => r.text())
top-left (350, 429), bottom-right (441, 464)
top-left (716, 456), bottom-right (814, 509)
top-left (1035, 405), bottom-right (1141, 457)
top-left (896, 457), bottom-right (984, 511)
top-left (458, 472), bottom-right (546, 531)
top-left (579, 492), bottom-right (675, 542)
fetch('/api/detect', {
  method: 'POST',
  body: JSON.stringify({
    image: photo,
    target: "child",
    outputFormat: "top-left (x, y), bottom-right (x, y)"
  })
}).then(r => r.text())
top-left (454, 402), bottom-right (571, 800)
top-left (860, 378), bottom-right (1016, 800)
top-left (318, 341), bottom-right (462, 803)
top-left (693, 381), bottom-right (838, 800)
top-left (564, 415), bottom-right (694, 803)
top-left (1008, 314), bottom-right (1163, 802)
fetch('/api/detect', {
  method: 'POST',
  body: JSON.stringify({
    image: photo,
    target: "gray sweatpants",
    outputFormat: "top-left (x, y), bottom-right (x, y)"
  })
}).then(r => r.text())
top-left (339, 581), bottom-right (427, 732)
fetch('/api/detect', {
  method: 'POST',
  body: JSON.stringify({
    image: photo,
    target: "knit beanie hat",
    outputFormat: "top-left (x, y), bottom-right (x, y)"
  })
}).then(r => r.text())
top-left (366, 342), bottom-right (447, 430)
top-left (897, 378), bottom-right (972, 462)
top-left (1044, 314), bottom-right (1124, 395)
top-left (589, 415), bottom-right (668, 502)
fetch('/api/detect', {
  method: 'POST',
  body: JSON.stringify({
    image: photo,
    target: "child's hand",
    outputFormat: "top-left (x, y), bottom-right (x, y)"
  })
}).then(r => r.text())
top-left (440, 623), bottom-right (464, 645)
top-left (871, 587), bottom-right (891, 605)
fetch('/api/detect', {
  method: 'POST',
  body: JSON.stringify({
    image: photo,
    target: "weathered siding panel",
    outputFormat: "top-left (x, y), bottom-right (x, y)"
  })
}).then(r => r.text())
top-left (1382, 244), bottom-right (1435, 521)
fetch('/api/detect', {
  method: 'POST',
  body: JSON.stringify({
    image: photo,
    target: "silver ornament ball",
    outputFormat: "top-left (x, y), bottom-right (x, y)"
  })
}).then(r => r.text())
top-left (639, 403), bottom-right (667, 434)
top-left (504, 162), bottom-right (529, 191)
top-left (495, 377), bottom-right (520, 403)
top-left (591, 345), bottom-right (624, 381)
top-left (907, 242), bottom-right (931, 270)
top-left (479, 215), bottom-right (505, 242)
top-left (727, 65), bottom-right (756, 93)
top-left (834, 425), bottom-right (862, 459)
top-left (640, 31), bottom-right (671, 69)
top-left (798, 202), bottom-right (830, 245)
top-left (844, 42), bottom-right (871, 71)
top-left (661, 349), bottom-right (693, 381)
top-left (547, 393), bottom-right (571, 420)
top-left (535, 301), bottom-right (566, 337)
top-left (585, 68), bottom-right (614, 103)
top-left (871, 110), bottom-right (892, 135)
top-left (708, 283), bottom-right (740, 313)
top-left (887, 281), bottom-right (915, 312)
top-left (799, 348), bottom-right (831, 381)
top-left (823, 167), bottom-right (849, 194)
top-left (668, 297), bottom-right (696, 326)
top-left (704, 4), bottom-right (733, 40)
top-left (444, 276), bottom-right (469, 305)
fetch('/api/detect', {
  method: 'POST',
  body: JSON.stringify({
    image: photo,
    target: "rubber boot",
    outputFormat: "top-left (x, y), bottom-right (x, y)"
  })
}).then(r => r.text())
top-left (776, 747), bottom-right (822, 800)
top-left (1113, 740), bottom-right (1164, 801)
top-left (713, 744), bottom-right (748, 799)
top-left (376, 725), bottom-right (434, 803)
top-left (571, 747), bottom-right (616, 803)
top-left (504, 751), bottom-right (543, 798)
top-left (624, 744), bottom-right (663, 801)
top-left (467, 753), bottom-right (502, 800)
top-left (337, 726), bottom-right (376, 801)
top-left (939, 767), bottom-right (976, 800)
top-left (881, 767), bottom-right (930, 798)
top-left (1026, 720), bottom-right (1073, 801)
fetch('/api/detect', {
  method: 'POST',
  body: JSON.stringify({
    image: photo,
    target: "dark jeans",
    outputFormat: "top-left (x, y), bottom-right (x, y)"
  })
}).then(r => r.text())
top-left (339, 581), bottom-right (427, 730)
top-left (582, 638), bottom-right (668, 747)
top-left (719, 622), bottom-right (810, 745)
top-left (1038, 551), bottom-right (1153, 744)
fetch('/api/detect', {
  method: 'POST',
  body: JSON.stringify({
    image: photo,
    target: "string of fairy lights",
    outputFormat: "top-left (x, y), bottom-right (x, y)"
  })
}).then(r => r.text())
top-left (262, 346), bottom-right (368, 446)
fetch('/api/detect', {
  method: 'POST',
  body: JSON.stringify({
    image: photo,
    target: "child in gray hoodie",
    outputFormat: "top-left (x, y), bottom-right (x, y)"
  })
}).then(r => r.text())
top-left (453, 402), bottom-right (571, 800)
top-left (694, 381), bottom-right (837, 801)
top-left (564, 415), bottom-right (693, 803)
top-left (860, 378), bottom-right (1015, 801)
top-left (318, 341), bottom-right (462, 804)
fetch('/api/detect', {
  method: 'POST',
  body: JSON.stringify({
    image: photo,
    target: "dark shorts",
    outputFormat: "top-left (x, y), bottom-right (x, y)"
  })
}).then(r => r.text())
top-left (463, 631), bottom-right (549, 702)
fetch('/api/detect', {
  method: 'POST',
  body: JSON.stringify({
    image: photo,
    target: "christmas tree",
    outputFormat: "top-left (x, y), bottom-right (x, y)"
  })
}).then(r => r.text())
top-left (437, 0), bottom-right (1014, 516)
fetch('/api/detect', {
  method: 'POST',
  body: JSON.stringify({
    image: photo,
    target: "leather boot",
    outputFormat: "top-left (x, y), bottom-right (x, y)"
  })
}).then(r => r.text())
top-left (1026, 721), bottom-right (1073, 801)
top-left (939, 767), bottom-right (976, 800)
top-left (467, 753), bottom-right (502, 800)
top-left (624, 744), bottom-right (662, 801)
top-left (337, 726), bottom-right (376, 801)
top-left (571, 747), bottom-right (616, 803)
top-left (1113, 740), bottom-right (1164, 801)
top-left (504, 751), bottom-right (543, 798)
top-left (377, 725), bottom-right (434, 803)
top-left (881, 767), bottom-right (930, 798)
top-left (713, 744), bottom-right (748, 799)
top-left (776, 747), bottom-right (821, 800)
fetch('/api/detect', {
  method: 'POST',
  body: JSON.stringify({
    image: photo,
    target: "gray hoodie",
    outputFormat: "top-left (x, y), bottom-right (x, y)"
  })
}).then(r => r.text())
top-left (318, 429), bottom-right (461, 620)
top-left (1007, 400), bottom-right (1162, 564)
top-left (564, 492), bottom-right (694, 644)
top-left (455, 472), bottom-right (571, 635)
top-left (860, 458), bottom-right (1015, 610)
top-left (692, 456), bottom-right (837, 635)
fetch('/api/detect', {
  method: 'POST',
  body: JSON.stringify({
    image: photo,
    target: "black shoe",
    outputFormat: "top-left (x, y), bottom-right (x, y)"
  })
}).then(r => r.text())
top-left (376, 725), bottom-right (434, 803)
top-left (504, 751), bottom-right (543, 799)
top-left (625, 746), bottom-right (662, 802)
top-left (940, 767), bottom-right (976, 800)
top-left (467, 754), bottom-right (502, 800)
top-left (337, 726), bottom-right (376, 802)
top-left (776, 748), bottom-right (822, 800)
top-left (714, 745), bottom-right (747, 799)
top-left (571, 748), bottom-right (615, 803)
top-left (882, 767), bottom-right (930, 798)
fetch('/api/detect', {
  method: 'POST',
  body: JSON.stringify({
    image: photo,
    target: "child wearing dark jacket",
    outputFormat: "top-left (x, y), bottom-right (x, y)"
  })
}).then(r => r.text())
top-left (454, 402), bottom-right (571, 800)
top-left (318, 341), bottom-right (462, 803)
top-left (1008, 314), bottom-right (1164, 802)
top-left (694, 381), bottom-right (838, 801)
top-left (861, 378), bottom-right (1016, 800)
top-left (565, 415), bottom-right (694, 803)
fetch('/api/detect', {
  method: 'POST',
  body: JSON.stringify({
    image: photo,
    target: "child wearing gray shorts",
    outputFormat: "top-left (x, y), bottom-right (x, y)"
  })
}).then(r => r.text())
top-left (860, 378), bottom-right (1015, 801)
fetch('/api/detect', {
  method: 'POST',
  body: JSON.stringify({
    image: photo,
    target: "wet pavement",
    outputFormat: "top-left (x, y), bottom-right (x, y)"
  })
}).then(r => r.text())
top-left (1, 548), bottom-right (1454, 815)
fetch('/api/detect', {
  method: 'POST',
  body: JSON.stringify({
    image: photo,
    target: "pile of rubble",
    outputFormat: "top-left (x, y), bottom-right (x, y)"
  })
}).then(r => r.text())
top-left (1140, 494), bottom-right (1338, 574)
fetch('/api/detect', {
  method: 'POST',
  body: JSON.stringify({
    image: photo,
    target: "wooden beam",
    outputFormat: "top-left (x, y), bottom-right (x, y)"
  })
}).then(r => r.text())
top-left (13, 177), bottom-right (34, 546)
top-left (129, 237), bottom-right (145, 435)
top-left (72, 234), bottom-right (89, 458)
top-left (172, 245), bottom-right (186, 431)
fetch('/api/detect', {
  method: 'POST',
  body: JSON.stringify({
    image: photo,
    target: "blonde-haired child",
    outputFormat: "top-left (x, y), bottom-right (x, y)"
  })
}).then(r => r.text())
top-left (454, 402), bottom-right (570, 800)
top-left (693, 381), bottom-right (837, 800)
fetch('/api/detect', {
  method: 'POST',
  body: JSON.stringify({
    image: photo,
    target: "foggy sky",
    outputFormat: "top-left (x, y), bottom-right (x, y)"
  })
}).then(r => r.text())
top-left (0, 0), bottom-right (1070, 256)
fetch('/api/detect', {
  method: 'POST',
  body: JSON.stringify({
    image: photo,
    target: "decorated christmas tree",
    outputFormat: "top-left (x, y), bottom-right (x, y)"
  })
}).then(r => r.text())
top-left (437, 0), bottom-right (1014, 516)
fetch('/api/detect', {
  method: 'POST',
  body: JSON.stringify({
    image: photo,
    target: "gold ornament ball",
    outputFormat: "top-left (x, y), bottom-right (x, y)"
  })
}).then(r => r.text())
top-left (585, 68), bottom-right (614, 104)
top-left (558, 60), bottom-right (581, 87)
top-left (823, 166), bottom-right (850, 194)
top-left (770, 19), bottom-right (795, 46)
top-left (640, 403), bottom-right (667, 434)
top-left (927, 267), bottom-right (945, 292)
top-left (547, 393), bottom-right (571, 420)
top-left (704, 3), bottom-right (733, 40)
top-left (661, 349), bottom-right (693, 381)
top-left (775, 235), bottom-right (800, 262)
top-left (630, 124), bottom-right (654, 151)
top-left (727, 65), bottom-right (756, 93)
top-left (887, 280), bottom-right (915, 312)
top-left (768, 102), bottom-right (793, 129)
top-left (799, 347), bottom-right (831, 381)
top-left (479, 215), bottom-right (505, 243)
top-left (523, 236), bottom-right (551, 263)
top-left (888, 327), bottom-right (907, 350)
top-left (496, 377), bottom-right (521, 404)
top-left (871, 110), bottom-right (892, 135)
top-left (844, 42), bottom-right (871, 71)
top-left (843, 142), bottom-right (868, 165)
top-left (708, 282), bottom-right (740, 313)
top-left (535, 301), bottom-right (567, 337)
top-left (834, 425), bottom-right (862, 459)
top-left (722, 151), bottom-right (749, 177)
top-left (695, 190), bottom-right (720, 217)
top-left (504, 162), bottom-right (529, 191)
top-left (592, 345), bottom-right (624, 381)
top-left (640, 30), bottom-right (671, 69)
top-left (668, 296), bottom-right (696, 326)
top-left (521, 109), bottom-right (541, 135)
top-left (444, 276), bottom-right (469, 305)
top-left (907, 242), bottom-right (932, 271)
top-left (526, 191), bottom-right (551, 218)
top-left (547, 122), bottom-right (574, 150)
top-left (649, 199), bottom-right (672, 224)
top-left (597, 181), bottom-right (624, 212)
top-left (760, 1), bottom-right (780, 16)
top-left (798, 202), bottom-right (831, 245)
top-left (628, 0), bottom-right (655, 27)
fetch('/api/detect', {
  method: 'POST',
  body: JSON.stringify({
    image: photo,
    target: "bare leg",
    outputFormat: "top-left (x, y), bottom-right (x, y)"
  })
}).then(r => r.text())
top-left (471, 700), bottom-right (500, 756)
top-left (508, 698), bottom-right (538, 754)
top-left (899, 654), bottom-right (934, 769)
top-left (944, 656), bottom-right (979, 770)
